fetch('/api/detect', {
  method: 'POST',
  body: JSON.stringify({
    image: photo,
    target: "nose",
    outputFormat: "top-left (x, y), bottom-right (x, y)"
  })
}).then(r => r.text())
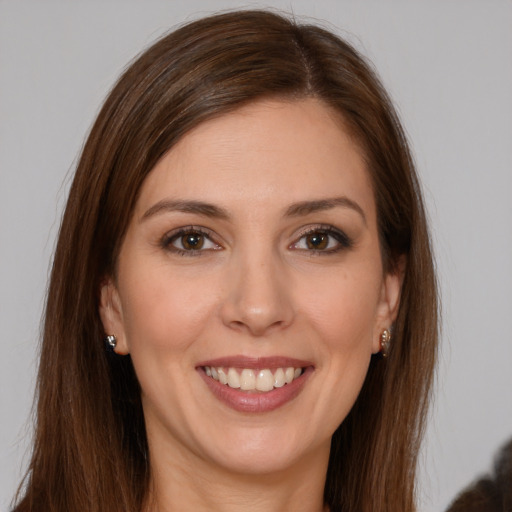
top-left (219, 248), bottom-right (295, 337)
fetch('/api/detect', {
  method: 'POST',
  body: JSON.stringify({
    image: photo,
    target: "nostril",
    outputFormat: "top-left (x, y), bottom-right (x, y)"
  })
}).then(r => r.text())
top-left (219, 272), bottom-right (295, 336)
top-left (229, 320), bottom-right (246, 331)
top-left (227, 317), bottom-right (289, 337)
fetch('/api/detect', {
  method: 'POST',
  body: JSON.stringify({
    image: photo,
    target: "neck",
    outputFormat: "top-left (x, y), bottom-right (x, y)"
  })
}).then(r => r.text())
top-left (144, 438), bottom-right (331, 512)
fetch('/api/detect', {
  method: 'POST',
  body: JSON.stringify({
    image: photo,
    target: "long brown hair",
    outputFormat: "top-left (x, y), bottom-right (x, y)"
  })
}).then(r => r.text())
top-left (13, 10), bottom-right (438, 512)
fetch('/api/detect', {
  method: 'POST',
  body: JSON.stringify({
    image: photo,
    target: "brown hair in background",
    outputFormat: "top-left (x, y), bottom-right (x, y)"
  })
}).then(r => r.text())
top-left (445, 438), bottom-right (512, 512)
top-left (13, 10), bottom-right (438, 512)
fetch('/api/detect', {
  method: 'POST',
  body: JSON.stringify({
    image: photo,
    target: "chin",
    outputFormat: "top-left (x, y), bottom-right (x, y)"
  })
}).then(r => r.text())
top-left (195, 422), bottom-right (327, 477)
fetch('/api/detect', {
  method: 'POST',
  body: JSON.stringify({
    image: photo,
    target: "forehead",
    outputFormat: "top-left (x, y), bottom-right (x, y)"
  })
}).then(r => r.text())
top-left (135, 98), bottom-right (375, 221)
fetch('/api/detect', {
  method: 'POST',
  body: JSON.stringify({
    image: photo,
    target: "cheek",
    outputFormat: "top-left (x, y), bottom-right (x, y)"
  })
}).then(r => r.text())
top-left (118, 260), bottom-right (219, 355)
top-left (299, 269), bottom-right (381, 429)
top-left (299, 267), bottom-right (382, 350)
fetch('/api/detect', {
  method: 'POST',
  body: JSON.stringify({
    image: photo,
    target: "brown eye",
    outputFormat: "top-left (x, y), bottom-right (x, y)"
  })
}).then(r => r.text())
top-left (291, 226), bottom-right (353, 253)
top-left (163, 228), bottom-right (220, 255)
top-left (180, 233), bottom-right (205, 250)
top-left (305, 232), bottom-right (329, 250)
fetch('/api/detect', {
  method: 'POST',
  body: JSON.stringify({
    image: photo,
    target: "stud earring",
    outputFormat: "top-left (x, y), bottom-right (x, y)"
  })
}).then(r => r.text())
top-left (105, 334), bottom-right (117, 352)
top-left (380, 329), bottom-right (391, 358)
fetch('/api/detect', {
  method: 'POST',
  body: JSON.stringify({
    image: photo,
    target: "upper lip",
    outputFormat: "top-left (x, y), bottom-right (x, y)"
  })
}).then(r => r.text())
top-left (196, 355), bottom-right (313, 369)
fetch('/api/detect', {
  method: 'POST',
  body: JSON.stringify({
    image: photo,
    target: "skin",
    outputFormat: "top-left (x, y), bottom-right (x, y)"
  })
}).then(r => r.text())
top-left (100, 98), bottom-right (402, 512)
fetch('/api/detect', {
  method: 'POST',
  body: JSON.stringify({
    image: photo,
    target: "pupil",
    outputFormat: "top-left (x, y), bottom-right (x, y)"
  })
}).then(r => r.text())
top-left (182, 233), bottom-right (204, 250)
top-left (307, 233), bottom-right (328, 250)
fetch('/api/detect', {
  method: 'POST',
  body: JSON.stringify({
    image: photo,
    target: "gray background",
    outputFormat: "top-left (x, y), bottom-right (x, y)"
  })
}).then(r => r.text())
top-left (1, 1), bottom-right (511, 511)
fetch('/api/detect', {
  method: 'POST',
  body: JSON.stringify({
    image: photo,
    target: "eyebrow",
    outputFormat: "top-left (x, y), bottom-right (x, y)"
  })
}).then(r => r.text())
top-left (141, 200), bottom-right (230, 221)
top-left (285, 197), bottom-right (367, 225)
top-left (140, 196), bottom-right (366, 224)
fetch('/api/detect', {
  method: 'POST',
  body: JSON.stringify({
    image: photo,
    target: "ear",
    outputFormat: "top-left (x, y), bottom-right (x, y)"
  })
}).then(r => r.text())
top-left (99, 277), bottom-right (129, 355)
top-left (372, 256), bottom-right (406, 354)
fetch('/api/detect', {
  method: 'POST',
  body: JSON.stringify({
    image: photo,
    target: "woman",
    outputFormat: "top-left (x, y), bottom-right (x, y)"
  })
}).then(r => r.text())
top-left (12, 10), bottom-right (438, 512)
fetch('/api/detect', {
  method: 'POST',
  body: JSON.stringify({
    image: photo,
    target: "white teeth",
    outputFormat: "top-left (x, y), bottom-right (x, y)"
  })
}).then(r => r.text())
top-left (256, 369), bottom-right (274, 391)
top-left (240, 369), bottom-right (256, 390)
top-left (217, 367), bottom-right (228, 385)
top-left (273, 368), bottom-right (285, 388)
top-left (204, 366), bottom-right (304, 392)
top-left (227, 368), bottom-right (240, 389)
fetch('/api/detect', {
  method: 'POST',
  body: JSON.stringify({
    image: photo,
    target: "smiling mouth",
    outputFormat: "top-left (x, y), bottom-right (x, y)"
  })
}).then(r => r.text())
top-left (203, 366), bottom-right (304, 392)
top-left (198, 357), bottom-right (313, 412)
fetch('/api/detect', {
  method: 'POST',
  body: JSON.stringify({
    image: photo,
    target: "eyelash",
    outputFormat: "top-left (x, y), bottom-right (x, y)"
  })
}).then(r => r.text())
top-left (291, 225), bottom-right (353, 254)
top-left (161, 226), bottom-right (220, 257)
top-left (160, 224), bottom-right (353, 257)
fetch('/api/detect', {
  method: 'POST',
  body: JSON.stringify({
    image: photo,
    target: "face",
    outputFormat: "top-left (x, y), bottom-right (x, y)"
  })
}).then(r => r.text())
top-left (100, 98), bottom-right (401, 478)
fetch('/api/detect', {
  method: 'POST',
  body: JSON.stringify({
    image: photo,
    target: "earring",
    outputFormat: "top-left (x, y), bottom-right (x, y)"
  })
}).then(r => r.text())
top-left (380, 329), bottom-right (391, 358)
top-left (105, 334), bottom-right (117, 352)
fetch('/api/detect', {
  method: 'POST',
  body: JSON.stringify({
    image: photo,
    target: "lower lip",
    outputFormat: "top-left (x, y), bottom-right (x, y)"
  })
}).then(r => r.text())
top-left (198, 367), bottom-right (313, 413)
